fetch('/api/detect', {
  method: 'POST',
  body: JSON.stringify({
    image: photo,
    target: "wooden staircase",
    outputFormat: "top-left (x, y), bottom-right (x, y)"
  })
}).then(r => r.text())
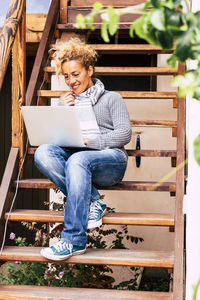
top-left (0, 0), bottom-right (185, 299)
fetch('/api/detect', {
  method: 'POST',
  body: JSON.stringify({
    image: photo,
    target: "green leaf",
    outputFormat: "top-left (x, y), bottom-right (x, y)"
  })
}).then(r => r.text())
top-left (101, 19), bottom-right (110, 43)
top-left (151, 8), bottom-right (166, 31)
top-left (167, 53), bottom-right (177, 68)
top-left (193, 86), bottom-right (200, 100)
top-left (194, 134), bottom-right (200, 165)
top-left (76, 14), bottom-right (86, 29)
top-left (85, 14), bottom-right (95, 30)
top-left (151, 0), bottom-right (161, 8)
top-left (172, 72), bottom-right (196, 97)
top-left (175, 31), bottom-right (195, 62)
top-left (129, 23), bottom-right (135, 38)
top-left (165, 7), bottom-right (183, 27)
top-left (107, 6), bottom-right (119, 36)
top-left (93, 2), bottom-right (103, 11)
top-left (157, 30), bottom-right (173, 49)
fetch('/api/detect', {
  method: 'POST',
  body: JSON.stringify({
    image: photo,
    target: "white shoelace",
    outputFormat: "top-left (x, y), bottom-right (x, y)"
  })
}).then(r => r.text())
top-left (88, 201), bottom-right (103, 220)
top-left (53, 241), bottom-right (72, 253)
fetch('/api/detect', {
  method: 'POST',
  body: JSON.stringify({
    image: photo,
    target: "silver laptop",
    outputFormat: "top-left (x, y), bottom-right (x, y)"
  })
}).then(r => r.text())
top-left (21, 106), bottom-right (85, 147)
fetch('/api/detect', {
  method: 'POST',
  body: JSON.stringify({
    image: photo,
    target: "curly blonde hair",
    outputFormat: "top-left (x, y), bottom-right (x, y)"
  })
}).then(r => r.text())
top-left (51, 38), bottom-right (98, 77)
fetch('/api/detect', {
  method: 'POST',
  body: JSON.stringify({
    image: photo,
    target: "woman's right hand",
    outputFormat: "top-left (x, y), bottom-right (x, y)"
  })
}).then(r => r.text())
top-left (60, 91), bottom-right (75, 106)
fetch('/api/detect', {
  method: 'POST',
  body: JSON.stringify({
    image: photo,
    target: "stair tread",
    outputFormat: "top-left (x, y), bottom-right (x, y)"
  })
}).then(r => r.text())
top-left (44, 66), bottom-right (178, 75)
top-left (132, 120), bottom-right (177, 127)
top-left (13, 179), bottom-right (176, 192)
top-left (50, 43), bottom-right (173, 54)
top-left (5, 209), bottom-right (174, 226)
top-left (0, 284), bottom-right (173, 300)
top-left (28, 147), bottom-right (177, 157)
top-left (0, 246), bottom-right (174, 267)
top-left (37, 90), bottom-right (177, 99)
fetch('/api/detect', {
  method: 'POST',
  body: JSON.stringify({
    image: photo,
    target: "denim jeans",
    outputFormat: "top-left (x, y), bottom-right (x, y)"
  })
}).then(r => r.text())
top-left (34, 144), bottom-right (127, 247)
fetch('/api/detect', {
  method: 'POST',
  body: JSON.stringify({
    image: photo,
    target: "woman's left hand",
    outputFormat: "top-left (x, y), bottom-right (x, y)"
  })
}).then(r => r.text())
top-left (83, 137), bottom-right (89, 146)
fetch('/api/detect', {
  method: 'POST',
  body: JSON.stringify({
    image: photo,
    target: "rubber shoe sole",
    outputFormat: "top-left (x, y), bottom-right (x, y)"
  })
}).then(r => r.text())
top-left (87, 208), bottom-right (107, 229)
top-left (40, 247), bottom-right (86, 261)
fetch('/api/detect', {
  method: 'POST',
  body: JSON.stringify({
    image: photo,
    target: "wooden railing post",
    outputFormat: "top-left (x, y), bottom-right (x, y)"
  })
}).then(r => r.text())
top-left (173, 63), bottom-right (186, 300)
top-left (60, 0), bottom-right (68, 23)
top-left (0, 0), bottom-right (25, 90)
top-left (12, 0), bottom-right (26, 172)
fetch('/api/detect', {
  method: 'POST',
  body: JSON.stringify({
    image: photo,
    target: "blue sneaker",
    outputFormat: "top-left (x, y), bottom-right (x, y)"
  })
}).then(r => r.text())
top-left (87, 200), bottom-right (107, 229)
top-left (40, 240), bottom-right (86, 261)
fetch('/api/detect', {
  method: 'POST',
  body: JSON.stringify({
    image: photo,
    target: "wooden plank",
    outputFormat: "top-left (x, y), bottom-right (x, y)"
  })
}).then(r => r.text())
top-left (0, 247), bottom-right (174, 268)
top-left (26, 31), bottom-right (43, 43)
top-left (25, 0), bottom-right (60, 106)
top-left (70, 0), bottom-right (147, 7)
top-left (0, 148), bottom-right (19, 245)
top-left (37, 90), bottom-right (177, 99)
top-left (12, 1), bottom-right (26, 170)
top-left (0, 0), bottom-right (25, 90)
top-left (5, 210), bottom-right (174, 226)
top-left (131, 120), bottom-right (177, 128)
top-left (0, 285), bottom-right (173, 300)
top-left (28, 147), bottom-right (177, 157)
top-left (126, 150), bottom-right (177, 157)
top-left (49, 43), bottom-right (173, 54)
top-left (60, 0), bottom-right (68, 23)
top-left (173, 63), bottom-right (186, 300)
top-left (26, 14), bottom-right (46, 32)
top-left (56, 23), bottom-right (141, 30)
top-left (44, 66), bottom-right (178, 76)
top-left (13, 179), bottom-right (176, 192)
top-left (66, 8), bottom-right (140, 24)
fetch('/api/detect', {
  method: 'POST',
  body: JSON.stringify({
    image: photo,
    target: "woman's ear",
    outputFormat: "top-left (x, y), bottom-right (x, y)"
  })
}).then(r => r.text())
top-left (88, 65), bottom-right (94, 77)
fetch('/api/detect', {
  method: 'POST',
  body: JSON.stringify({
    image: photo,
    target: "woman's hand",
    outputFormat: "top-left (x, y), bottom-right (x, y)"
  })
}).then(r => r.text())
top-left (83, 137), bottom-right (89, 146)
top-left (60, 91), bottom-right (75, 106)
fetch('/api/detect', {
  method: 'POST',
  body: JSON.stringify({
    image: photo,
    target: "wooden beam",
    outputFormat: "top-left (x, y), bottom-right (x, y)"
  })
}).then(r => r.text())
top-left (173, 63), bottom-right (186, 300)
top-left (60, 0), bottom-right (68, 23)
top-left (12, 0), bottom-right (26, 171)
top-left (0, 148), bottom-right (19, 245)
top-left (0, 0), bottom-right (25, 90)
top-left (0, 246), bottom-right (174, 268)
top-left (26, 14), bottom-right (46, 32)
top-left (38, 90), bottom-right (177, 99)
top-left (25, 0), bottom-right (60, 106)
top-left (0, 284), bottom-right (173, 300)
top-left (70, 0), bottom-right (147, 7)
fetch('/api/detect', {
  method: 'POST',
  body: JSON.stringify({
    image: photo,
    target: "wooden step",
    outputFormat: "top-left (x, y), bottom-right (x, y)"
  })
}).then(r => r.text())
top-left (5, 210), bottom-right (175, 226)
top-left (50, 43), bottom-right (173, 54)
top-left (27, 147), bottom-right (177, 157)
top-left (59, 22), bottom-right (155, 30)
top-left (0, 284), bottom-right (173, 300)
top-left (131, 120), bottom-right (177, 128)
top-left (44, 66), bottom-right (178, 76)
top-left (37, 90), bottom-right (177, 99)
top-left (13, 179), bottom-right (176, 192)
top-left (0, 247), bottom-right (174, 267)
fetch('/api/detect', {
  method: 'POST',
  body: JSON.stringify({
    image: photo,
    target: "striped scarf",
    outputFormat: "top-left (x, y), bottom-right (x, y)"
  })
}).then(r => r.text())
top-left (74, 79), bottom-right (104, 144)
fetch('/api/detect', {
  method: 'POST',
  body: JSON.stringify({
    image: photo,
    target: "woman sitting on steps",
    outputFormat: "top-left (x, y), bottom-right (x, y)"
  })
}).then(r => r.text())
top-left (34, 38), bottom-right (132, 261)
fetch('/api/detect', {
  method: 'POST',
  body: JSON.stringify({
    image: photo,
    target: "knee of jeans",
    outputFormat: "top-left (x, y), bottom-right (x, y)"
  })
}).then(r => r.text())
top-left (34, 144), bottom-right (52, 165)
top-left (66, 152), bottom-right (90, 170)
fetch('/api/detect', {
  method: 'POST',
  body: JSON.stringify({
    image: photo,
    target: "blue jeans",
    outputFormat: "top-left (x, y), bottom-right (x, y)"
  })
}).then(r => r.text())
top-left (34, 144), bottom-right (127, 247)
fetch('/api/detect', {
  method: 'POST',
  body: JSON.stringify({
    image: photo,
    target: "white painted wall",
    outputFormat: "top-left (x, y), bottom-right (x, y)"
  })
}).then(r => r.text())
top-left (185, 1), bottom-right (200, 299)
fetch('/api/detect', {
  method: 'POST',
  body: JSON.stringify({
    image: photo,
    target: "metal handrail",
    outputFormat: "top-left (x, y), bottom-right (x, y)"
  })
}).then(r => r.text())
top-left (0, 0), bottom-right (25, 90)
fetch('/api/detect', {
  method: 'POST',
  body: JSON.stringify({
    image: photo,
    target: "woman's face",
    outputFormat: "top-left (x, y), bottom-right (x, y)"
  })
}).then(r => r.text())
top-left (61, 60), bottom-right (94, 95)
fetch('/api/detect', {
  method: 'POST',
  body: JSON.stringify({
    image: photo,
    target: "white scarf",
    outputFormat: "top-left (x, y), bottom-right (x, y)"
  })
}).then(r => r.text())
top-left (74, 79), bottom-right (104, 144)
